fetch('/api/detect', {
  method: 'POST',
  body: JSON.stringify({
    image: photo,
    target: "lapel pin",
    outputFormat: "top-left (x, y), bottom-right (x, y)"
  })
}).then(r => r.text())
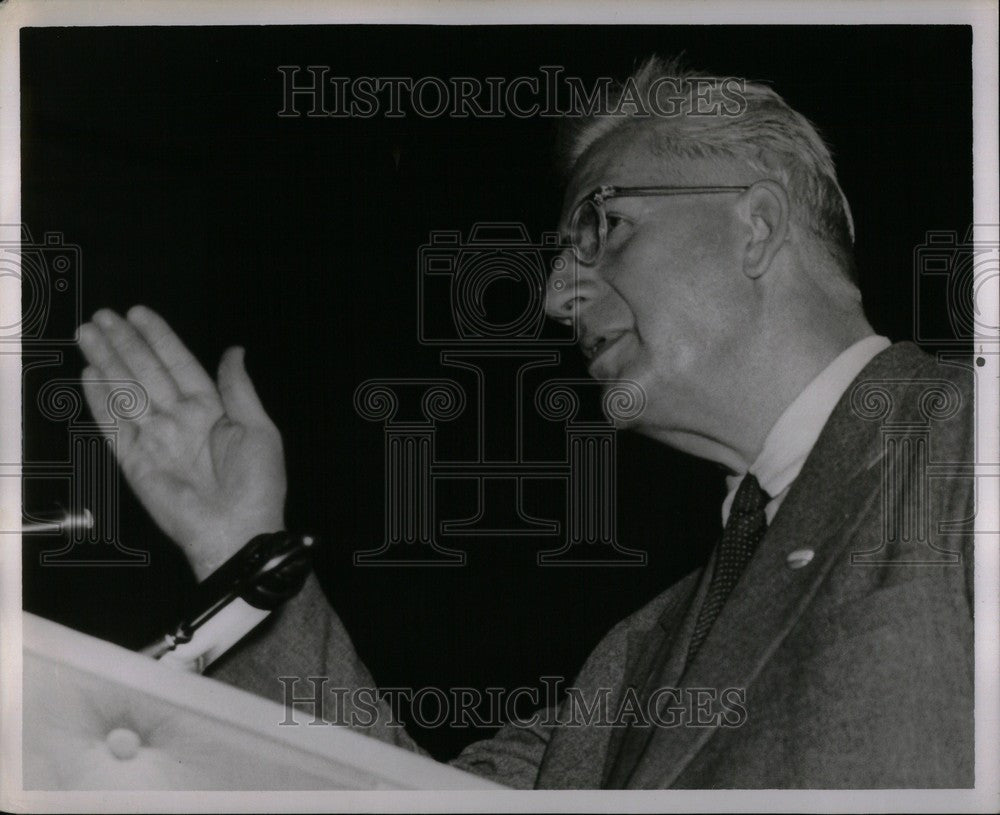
top-left (786, 548), bottom-right (815, 569)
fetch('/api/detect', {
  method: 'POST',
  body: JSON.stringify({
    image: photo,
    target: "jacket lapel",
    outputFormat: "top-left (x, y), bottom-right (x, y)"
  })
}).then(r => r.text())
top-left (625, 463), bottom-right (881, 788)
top-left (615, 343), bottom-right (925, 789)
top-left (601, 567), bottom-right (711, 787)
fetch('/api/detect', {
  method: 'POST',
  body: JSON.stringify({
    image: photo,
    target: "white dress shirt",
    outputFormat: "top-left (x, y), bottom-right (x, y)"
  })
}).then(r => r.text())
top-left (721, 335), bottom-right (892, 526)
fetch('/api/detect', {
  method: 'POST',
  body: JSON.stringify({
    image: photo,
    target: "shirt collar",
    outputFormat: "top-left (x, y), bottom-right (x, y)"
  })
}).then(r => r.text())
top-left (721, 335), bottom-right (892, 526)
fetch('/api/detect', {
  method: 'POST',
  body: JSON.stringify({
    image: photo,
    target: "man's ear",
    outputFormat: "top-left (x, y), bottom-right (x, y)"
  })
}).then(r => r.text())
top-left (739, 180), bottom-right (790, 280)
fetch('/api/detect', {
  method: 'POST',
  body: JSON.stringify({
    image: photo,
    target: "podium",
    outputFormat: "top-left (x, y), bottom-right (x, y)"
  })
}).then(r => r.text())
top-left (22, 613), bottom-right (503, 790)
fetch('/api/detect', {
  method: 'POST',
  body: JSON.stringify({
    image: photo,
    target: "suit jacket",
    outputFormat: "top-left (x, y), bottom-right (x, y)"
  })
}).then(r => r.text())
top-left (210, 342), bottom-right (975, 789)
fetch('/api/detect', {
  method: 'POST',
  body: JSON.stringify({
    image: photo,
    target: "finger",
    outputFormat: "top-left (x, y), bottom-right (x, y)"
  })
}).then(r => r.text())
top-left (78, 320), bottom-right (135, 382)
top-left (91, 309), bottom-right (180, 407)
top-left (126, 305), bottom-right (217, 399)
top-left (80, 366), bottom-right (139, 451)
top-left (217, 347), bottom-right (273, 428)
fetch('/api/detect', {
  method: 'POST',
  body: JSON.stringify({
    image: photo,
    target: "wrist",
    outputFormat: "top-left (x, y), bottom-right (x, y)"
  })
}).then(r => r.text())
top-left (188, 522), bottom-right (286, 582)
top-left (148, 531), bottom-right (315, 672)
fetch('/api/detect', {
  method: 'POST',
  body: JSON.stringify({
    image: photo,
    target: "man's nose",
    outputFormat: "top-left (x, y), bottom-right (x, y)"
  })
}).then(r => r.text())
top-left (544, 248), bottom-right (598, 325)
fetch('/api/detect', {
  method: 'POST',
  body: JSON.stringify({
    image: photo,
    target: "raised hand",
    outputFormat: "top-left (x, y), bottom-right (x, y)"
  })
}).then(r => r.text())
top-left (78, 306), bottom-right (286, 580)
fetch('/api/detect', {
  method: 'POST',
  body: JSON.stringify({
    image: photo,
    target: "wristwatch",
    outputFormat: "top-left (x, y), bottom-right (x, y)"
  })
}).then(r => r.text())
top-left (141, 531), bottom-right (316, 672)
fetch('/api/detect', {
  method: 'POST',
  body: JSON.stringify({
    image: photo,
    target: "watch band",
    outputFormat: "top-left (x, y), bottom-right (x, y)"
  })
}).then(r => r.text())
top-left (141, 531), bottom-right (316, 669)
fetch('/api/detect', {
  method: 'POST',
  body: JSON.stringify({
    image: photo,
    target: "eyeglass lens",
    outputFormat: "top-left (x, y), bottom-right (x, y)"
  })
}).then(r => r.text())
top-left (572, 199), bottom-right (602, 262)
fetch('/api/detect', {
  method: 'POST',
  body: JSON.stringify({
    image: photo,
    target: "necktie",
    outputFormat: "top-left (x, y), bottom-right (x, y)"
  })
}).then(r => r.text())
top-left (685, 473), bottom-right (769, 667)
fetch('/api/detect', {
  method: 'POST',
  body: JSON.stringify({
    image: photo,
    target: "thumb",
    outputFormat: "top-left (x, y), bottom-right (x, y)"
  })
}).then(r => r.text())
top-left (217, 346), bottom-right (271, 426)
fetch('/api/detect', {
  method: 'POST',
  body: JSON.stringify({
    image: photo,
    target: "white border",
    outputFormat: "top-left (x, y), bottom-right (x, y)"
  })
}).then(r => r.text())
top-left (0, 0), bottom-right (997, 812)
top-left (0, 0), bottom-right (997, 25)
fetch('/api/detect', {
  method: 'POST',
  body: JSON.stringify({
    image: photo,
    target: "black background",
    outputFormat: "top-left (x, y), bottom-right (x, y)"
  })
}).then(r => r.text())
top-left (20, 25), bottom-right (972, 759)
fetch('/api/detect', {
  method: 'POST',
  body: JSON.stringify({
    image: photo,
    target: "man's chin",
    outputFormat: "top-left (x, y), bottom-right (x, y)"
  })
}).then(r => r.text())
top-left (586, 352), bottom-right (624, 382)
top-left (588, 330), bottom-right (642, 378)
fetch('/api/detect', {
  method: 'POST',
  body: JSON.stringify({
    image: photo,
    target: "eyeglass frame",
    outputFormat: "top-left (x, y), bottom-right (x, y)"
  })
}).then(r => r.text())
top-left (566, 185), bottom-right (751, 265)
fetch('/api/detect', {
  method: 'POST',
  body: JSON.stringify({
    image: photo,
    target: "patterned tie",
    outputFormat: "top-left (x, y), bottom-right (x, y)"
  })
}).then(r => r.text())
top-left (685, 473), bottom-right (769, 667)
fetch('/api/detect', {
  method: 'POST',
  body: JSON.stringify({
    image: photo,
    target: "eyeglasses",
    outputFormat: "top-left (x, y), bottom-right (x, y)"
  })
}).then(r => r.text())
top-left (567, 185), bottom-right (750, 265)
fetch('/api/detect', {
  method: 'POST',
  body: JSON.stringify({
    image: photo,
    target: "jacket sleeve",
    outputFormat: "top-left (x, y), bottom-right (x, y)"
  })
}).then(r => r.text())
top-left (207, 573), bottom-right (550, 788)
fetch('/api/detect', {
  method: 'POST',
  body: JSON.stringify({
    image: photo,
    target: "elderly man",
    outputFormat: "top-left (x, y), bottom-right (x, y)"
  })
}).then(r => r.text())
top-left (77, 57), bottom-right (973, 788)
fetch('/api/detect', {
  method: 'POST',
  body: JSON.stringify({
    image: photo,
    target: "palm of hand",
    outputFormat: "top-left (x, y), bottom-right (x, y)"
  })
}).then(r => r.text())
top-left (79, 307), bottom-right (287, 580)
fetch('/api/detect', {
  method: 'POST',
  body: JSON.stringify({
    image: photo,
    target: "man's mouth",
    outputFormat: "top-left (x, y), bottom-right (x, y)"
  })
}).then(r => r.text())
top-left (582, 330), bottom-right (628, 363)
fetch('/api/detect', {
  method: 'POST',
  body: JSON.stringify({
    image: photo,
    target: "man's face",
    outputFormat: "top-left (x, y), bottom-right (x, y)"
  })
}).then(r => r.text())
top-left (546, 125), bottom-right (758, 440)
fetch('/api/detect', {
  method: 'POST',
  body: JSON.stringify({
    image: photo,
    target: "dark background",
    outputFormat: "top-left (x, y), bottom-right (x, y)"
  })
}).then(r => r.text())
top-left (20, 25), bottom-right (972, 759)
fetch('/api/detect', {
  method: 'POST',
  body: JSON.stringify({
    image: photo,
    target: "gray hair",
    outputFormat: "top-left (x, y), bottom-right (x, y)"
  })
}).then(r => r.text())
top-left (558, 56), bottom-right (857, 279)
